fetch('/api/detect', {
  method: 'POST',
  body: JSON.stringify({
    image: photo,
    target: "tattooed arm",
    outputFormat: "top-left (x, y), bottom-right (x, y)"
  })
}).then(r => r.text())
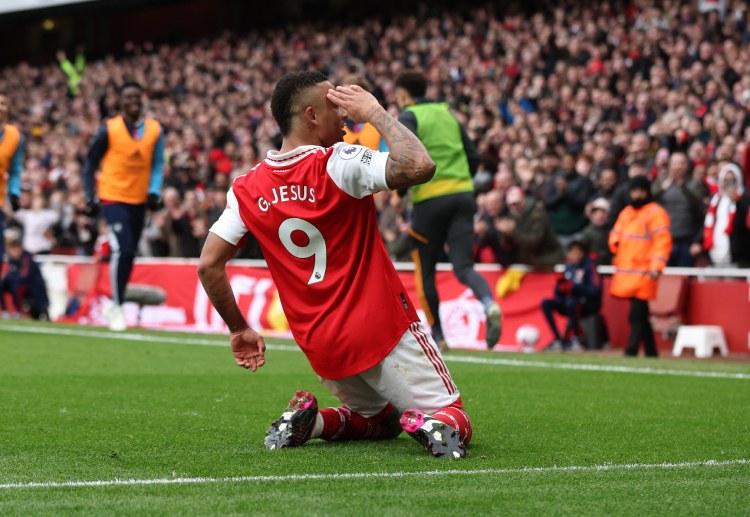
top-left (327, 85), bottom-right (435, 190)
top-left (198, 232), bottom-right (266, 372)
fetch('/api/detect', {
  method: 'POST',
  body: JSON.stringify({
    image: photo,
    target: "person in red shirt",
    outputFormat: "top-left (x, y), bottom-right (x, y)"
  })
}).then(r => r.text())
top-left (198, 71), bottom-right (472, 458)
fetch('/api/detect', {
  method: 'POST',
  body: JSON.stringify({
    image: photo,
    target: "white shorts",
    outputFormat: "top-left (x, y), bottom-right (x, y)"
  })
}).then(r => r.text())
top-left (320, 322), bottom-right (461, 417)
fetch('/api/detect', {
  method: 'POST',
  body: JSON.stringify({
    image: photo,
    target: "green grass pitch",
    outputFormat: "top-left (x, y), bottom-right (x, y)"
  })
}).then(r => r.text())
top-left (1, 320), bottom-right (748, 516)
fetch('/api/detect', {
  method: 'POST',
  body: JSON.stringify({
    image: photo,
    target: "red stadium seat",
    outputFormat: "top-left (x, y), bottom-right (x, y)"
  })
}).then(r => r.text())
top-left (649, 275), bottom-right (689, 341)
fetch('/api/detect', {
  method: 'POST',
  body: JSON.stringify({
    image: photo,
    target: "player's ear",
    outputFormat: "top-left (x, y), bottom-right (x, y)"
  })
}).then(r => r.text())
top-left (304, 105), bottom-right (318, 126)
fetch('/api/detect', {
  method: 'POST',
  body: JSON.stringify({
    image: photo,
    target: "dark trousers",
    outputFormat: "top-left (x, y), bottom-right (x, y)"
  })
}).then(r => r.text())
top-left (0, 272), bottom-right (49, 314)
top-left (668, 237), bottom-right (694, 267)
top-left (101, 202), bottom-right (146, 305)
top-left (541, 297), bottom-right (597, 341)
top-left (411, 192), bottom-right (493, 337)
top-left (625, 298), bottom-right (657, 357)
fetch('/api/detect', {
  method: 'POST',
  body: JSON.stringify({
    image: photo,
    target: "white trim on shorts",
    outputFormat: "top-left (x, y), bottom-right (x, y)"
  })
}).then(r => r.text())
top-left (320, 322), bottom-right (460, 418)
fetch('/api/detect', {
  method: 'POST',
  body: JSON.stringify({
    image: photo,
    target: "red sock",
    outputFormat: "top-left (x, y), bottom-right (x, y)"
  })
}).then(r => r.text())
top-left (432, 398), bottom-right (473, 445)
top-left (319, 403), bottom-right (397, 441)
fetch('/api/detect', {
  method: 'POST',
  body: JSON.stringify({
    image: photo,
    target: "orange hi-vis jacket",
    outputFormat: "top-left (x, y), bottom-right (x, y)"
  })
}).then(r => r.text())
top-left (343, 123), bottom-right (381, 151)
top-left (609, 201), bottom-right (672, 300)
top-left (98, 116), bottom-right (161, 204)
top-left (0, 124), bottom-right (20, 201)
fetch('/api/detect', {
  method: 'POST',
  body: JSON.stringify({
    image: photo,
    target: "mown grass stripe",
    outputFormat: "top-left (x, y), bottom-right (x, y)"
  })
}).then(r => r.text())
top-left (2, 324), bottom-right (749, 380)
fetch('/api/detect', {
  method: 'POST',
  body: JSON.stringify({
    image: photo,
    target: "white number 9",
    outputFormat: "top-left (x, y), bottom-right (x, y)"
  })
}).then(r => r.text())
top-left (278, 218), bottom-right (327, 285)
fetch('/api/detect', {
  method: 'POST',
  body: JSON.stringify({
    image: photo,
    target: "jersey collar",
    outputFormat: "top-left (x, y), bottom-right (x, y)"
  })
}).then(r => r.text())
top-left (265, 145), bottom-right (323, 167)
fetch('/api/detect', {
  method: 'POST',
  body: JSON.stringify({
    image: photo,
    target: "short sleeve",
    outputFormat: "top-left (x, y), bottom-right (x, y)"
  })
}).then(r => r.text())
top-left (326, 142), bottom-right (390, 198)
top-left (208, 188), bottom-right (248, 245)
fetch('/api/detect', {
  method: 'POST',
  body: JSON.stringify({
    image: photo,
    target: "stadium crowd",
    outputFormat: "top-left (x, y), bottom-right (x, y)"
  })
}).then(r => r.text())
top-left (2, 0), bottom-right (750, 268)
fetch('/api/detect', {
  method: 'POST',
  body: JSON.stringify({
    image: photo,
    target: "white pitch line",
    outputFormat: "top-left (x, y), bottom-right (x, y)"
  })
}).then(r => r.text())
top-left (1, 458), bottom-right (747, 490)
top-left (450, 355), bottom-right (750, 380)
top-left (0, 324), bottom-right (297, 352)
top-left (2, 324), bottom-right (750, 380)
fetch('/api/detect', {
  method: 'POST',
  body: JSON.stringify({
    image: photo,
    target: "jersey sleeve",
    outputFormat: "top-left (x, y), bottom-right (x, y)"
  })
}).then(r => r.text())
top-left (208, 188), bottom-right (248, 245)
top-left (326, 142), bottom-right (389, 198)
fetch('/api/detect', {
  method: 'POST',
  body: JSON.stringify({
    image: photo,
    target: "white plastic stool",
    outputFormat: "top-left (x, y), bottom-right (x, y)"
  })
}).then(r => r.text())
top-left (672, 325), bottom-right (729, 359)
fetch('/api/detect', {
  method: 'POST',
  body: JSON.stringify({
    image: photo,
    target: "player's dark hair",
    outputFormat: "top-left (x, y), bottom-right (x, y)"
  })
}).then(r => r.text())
top-left (119, 80), bottom-right (144, 94)
top-left (271, 71), bottom-right (328, 136)
top-left (395, 70), bottom-right (427, 99)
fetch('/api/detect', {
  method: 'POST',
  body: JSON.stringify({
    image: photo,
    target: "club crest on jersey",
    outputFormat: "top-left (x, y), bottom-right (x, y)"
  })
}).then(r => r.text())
top-left (339, 145), bottom-right (361, 160)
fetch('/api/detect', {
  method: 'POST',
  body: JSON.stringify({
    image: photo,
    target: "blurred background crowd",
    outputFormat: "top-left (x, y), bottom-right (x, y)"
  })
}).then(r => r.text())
top-left (2, 0), bottom-right (750, 268)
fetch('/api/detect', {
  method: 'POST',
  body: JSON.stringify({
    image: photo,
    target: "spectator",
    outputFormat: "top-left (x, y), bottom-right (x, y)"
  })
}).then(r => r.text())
top-left (171, 190), bottom-right (207, 258)
top-left (591, 167), bottom-right (619, 203)
top-left (53, 190), bottom-right (98, 256)
top-left (474, 189), bottom-right (514, 266)
top-left (0, 229), bottom-right (49, 320)
top-left (11, 193), bottom-right (60, 255)
top-left (540, 240), bottom-right (602, 352)
top-left (395, 69), bottom-right (502, 349)
top-left (609, 176), bottom-right (672, 358)
top-left (541, 152), bottom-right (594, 250)
top-left (497, 186), bottom-right (563, 269)
top-left (701, 163), bottom-right (745, 266)
top-left (377, 191), bottom-right (412, 263)
top-left (654, 152), bottom-right (704, 267)
top-left (731, 178), bottom-right (750, 268)
top-left (580, 197), bottom-right (613, 266)
top-left (56, 47), bottom-right (86, 97)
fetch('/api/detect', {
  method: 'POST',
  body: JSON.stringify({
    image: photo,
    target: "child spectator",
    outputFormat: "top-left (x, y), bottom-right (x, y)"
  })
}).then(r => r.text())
top-left (0, 229), bottom-right (50, 320)
top-left (540, 240), bottom-right (602, 352)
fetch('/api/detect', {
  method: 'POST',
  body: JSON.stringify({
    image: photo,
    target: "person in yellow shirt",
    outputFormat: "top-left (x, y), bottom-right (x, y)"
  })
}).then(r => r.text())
top-left (0, 91), bottom-right (24, 264)
top-left (83, 81), bottom-right (164, 331)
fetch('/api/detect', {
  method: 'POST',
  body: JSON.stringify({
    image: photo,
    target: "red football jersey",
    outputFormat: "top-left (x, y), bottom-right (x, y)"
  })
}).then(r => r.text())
top-left (210, 143), bottom-right (419, 379)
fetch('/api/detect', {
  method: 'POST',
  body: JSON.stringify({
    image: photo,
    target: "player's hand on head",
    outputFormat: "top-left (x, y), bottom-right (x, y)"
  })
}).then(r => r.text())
top-left (326, 84), bottom-right (382, 124)
top-left (230, 327), bottom-right (267, 373)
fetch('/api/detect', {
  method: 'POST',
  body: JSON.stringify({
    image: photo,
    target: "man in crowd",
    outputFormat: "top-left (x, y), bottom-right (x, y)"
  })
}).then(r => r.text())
top-left (497, 186), bottom-right (564, 269)
top-left (394, 69), bottom-right (502, 350)
top-left (198, 71), bottom-right (471, 458)
top-left (83, 81), bottom-right (164, 331)
top-left (653, 152), bottom-right (704, 267)
top-left (542, 152), bottom-right (594, 250)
